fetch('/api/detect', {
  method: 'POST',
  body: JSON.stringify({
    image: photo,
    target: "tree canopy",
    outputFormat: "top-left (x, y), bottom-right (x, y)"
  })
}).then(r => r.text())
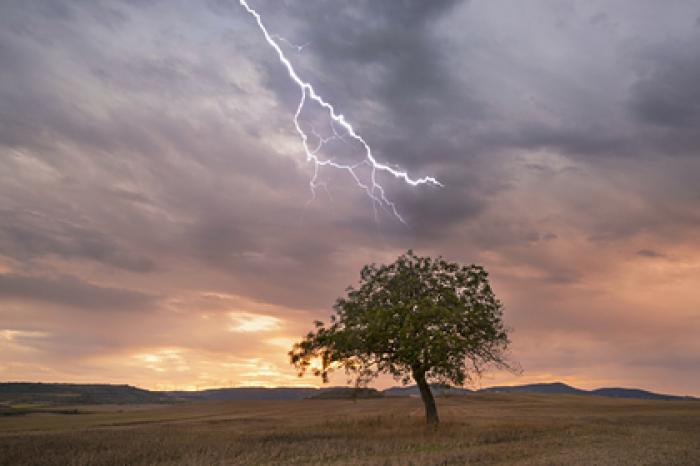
top-left (289, 251), bottom-right (514, 424)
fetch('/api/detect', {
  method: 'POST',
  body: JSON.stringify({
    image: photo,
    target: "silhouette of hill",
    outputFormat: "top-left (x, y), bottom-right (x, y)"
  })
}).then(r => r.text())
top-left (591, 387), bottom-right (696, 401)
top-left (480, 382), bottom-right (587, 395)
top-left (0, 383), bottom-right (166, 405)
top-left (309, 387), bottom-right (383, 399)
top-left (168, 386), bottom-right (383, 401)
top-left (477, 382), bottom-right (696, 401)
top-left (1, 381), bottom-right (695, 404)
top-left (166, 387), bottom-right (318, 401)
top-left (384, 384), bottom-right (473, 397)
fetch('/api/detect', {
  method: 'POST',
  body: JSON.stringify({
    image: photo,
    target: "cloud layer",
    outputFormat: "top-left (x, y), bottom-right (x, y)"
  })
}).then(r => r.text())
top-left (1, 0), bottom-right (699, 394)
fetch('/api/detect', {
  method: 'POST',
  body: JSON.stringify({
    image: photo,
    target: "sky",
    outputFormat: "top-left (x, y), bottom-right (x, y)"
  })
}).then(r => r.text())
top-left (1, 0), bottom-right (699, 394)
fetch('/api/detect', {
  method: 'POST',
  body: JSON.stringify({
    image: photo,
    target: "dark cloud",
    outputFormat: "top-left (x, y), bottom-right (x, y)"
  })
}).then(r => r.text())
top-left (0, 209), bottom-right (154, 273)
top-left (0, 0), bottom-right (699, 393)
top-left (481, 124), bottom-right (631, 158)
top-left (0, 273), bottom-right (158, 311)
top-left (626, 33), bottom-right (700, 158)
top-left (636, 249), bottom-right (664, 258)
top-left (629, 40), bottom-right (700, 130)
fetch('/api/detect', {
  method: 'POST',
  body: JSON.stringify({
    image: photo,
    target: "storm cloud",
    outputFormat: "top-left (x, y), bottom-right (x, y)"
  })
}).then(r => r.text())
top-left (1, 0), bottom-right (699, 394)
top-left (0, 272), bottom-right (157, 311)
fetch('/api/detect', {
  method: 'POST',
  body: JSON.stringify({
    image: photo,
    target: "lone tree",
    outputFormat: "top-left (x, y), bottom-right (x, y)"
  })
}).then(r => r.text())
top-left (290, 251), bottom-right (514, 425)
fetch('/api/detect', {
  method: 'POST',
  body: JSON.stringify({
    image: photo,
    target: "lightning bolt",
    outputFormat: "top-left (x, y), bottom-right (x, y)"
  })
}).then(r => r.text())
top-left (239, 0), bottom-right (442, 223)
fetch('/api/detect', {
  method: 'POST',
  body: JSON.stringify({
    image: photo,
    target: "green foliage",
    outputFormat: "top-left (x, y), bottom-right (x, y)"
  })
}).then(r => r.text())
top-left (290, 251), bottom-right (513, 388)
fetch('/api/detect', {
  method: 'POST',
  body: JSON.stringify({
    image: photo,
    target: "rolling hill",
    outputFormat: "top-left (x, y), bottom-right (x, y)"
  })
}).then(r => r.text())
top-left (1, 381), bottom-right (695, 405)
top-left (167, 387), bottom-right (319, 401)
top-left (0, 382), bottom-right (167, 405)
top-left (590, 387), bottom-right (697, 401)
top-left (477, 382), bottom-right (696, 401)
top-left (480, 382), bottom-right (587, 396)
top-left (309, 387), bottom-right (383, 399)
top-left (384, 384), bottom-right (473, 397)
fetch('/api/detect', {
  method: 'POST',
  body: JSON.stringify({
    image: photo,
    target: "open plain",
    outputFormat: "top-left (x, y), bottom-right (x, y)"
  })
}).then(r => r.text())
top-left (1, 393), bottom-right (699, 465)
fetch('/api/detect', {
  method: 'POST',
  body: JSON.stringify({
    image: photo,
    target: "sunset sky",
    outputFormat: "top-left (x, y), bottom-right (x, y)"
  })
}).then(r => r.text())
top-left (1, 0), bottom-right (699, 395)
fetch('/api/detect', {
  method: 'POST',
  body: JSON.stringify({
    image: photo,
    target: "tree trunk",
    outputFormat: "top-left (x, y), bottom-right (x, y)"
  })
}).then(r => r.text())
top-left (414, 370), bottom-right (439, 426)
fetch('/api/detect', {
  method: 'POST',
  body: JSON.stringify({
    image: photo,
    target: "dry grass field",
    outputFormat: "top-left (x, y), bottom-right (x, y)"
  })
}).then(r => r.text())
top-left (1, 393), bottom-right (699, 465)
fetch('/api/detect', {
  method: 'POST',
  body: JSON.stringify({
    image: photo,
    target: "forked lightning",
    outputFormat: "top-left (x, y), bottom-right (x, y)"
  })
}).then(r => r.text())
top-left (239, 0), bottom-right (442, 222)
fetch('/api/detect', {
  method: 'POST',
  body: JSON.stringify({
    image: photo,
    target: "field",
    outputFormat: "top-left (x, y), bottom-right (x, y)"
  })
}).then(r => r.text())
top-left (1, 393), bottom-right (699, 465)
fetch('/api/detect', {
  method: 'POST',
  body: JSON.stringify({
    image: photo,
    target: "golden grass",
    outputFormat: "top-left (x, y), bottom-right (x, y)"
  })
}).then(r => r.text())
top-left (1, 393), bottom-right (699, 465)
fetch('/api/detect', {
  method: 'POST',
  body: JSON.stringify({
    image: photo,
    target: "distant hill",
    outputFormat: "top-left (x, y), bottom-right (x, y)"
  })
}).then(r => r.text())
top-left (1, 381), bottom-right (695, 405)
top-left (477, 382), bottom-right (696, 401)
top-left (590, 387), bottom-right (697, 401)
top-left (169, 386), bottom-right (384, 401)
top-left (167, 387), bottom-right (319, 401)
top-left (0, 383), bottom-right (167, 405)
top-left (310, 387), bottom-right (383, 399)
top-left (384, 384), bottom-right (473, 397)
top-left (480, 382), bottom-right (587, 396)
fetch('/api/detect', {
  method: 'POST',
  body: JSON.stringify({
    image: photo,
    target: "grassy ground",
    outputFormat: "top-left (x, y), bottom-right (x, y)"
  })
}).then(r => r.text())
top-left (1, 393), bottom-right (699, 465)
